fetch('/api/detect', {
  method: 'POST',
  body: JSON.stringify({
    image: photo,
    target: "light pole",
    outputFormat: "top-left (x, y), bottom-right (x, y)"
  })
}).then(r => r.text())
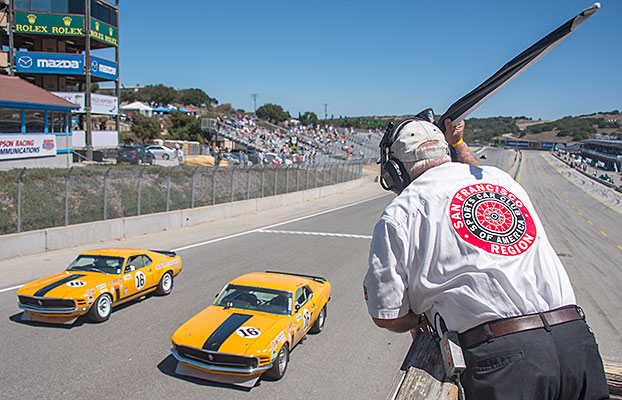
top-left (323, 103), bottom-right (329, 121)
top-left (251, 93), bottom-right (258, 114)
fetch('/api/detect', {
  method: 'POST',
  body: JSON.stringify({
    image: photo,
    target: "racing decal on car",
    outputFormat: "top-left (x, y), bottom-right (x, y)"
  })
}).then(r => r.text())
top-left (109, 278), bottom-right (121, 285)
top-left (96, 283), bottom-right (107, 290)
top-left (33, 274), bottom-right (86, 297)
top-left (156, 259), bottom-right (180, 270)
top-left (66, 280), bottom-right (87, 287)
top-left (202, 313), bottom-right (253, 351)
top-left (303, 308), bottom-right (311, 331)
top-left (135, 271), bottom-right (146, 290)
top-left (450, 184), bottom-right (537, 256)
top-left (87, 296), bottom-right (94, 305)
top-left (123, 274), bottom-right (131, 281)
top-left (235, 327), bottom-right (261, 338)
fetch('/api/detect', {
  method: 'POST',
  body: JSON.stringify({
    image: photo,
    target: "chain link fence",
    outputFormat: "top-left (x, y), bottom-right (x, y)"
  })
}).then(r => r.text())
top-left (0, 162), bottom-right (363, 235)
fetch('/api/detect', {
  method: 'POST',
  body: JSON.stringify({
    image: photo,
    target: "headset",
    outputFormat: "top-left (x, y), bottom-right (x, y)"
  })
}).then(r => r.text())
top-left (379, 108), bottom-right (437, 194)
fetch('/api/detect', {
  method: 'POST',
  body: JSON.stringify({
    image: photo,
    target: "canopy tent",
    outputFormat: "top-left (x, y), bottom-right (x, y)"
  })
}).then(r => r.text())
top-left (120, 101), bottom-right (153, 117)
top-left (152, 104), bottom-right (177, 113)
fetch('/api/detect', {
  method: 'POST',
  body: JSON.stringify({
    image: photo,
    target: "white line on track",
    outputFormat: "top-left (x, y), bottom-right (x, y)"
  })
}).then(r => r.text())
top-left (257, 229), bottom-right (372, 239)
top-left (172, 193), bottom-right (388, 251)
top-left (0, 193), bottom-right (391, 294)
top-left (0, 284), bottom-right (24, 294)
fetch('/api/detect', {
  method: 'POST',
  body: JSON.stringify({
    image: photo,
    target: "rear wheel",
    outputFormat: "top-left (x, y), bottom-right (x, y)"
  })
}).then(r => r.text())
top-left (310, 305), bottom-right (326, 334)
top-left (265, 344), bottom-right (289, 380)
top-left (88, 293), bottom-right (112, 322)
top-left (156, 271), bottom-right (173, 295)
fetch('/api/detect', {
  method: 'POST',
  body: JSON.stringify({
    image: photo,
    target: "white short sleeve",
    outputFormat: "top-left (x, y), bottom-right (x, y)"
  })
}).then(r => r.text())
top-left (364, 216), bottom-right (411, 319)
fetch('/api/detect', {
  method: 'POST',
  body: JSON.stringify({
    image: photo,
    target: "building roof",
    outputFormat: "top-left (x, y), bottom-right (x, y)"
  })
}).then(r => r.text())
top-left (0, 75), bottom-right (78, 110)
top-left (582, 139), bottom-right (622, 150)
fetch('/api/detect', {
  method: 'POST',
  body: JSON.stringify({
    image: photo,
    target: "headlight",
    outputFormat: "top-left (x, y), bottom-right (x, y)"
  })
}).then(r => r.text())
top-left (250, 358), bottom-right (258, 368)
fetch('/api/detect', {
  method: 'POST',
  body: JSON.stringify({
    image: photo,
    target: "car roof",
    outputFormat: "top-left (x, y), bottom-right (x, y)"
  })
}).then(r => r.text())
top-left (229, 272), bottom-right (310, 292)
top-left (79, 248), bottom-right (150, 257)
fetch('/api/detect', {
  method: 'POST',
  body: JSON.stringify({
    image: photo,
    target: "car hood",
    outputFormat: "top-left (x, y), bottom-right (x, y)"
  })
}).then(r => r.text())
top-left (172, 306), bottom-right (289, 357)
top-left (18, 271), bottom-right (119, 299)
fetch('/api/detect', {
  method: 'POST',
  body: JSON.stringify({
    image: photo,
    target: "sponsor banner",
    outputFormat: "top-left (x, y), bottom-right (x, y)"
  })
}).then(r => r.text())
top-left (53, 92), bottom-right (118, 115)
top-left (14, 12), bottom-right (84, 36)
top-left (16, 52), bottom-right (83, 75)
top-left (541, 142), bottom-right (554, 149)
top-left (72, 130), bottom-right (118, 148)
top-left (0, 134), bottom-right (57, 160)
top-left (90, 18), bottom-right (118, 47)
top-left (91, 56), bottom-right (118, 80)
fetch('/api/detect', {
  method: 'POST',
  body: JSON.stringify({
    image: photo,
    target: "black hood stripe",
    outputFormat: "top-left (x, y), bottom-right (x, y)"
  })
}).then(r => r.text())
top-left (34, 274), bottom-right (86, 297)
top-left (202, 313), bottom-right (252, 351)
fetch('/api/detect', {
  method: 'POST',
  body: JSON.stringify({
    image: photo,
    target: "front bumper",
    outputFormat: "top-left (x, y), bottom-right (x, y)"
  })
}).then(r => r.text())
top-left (171, 347), bottom-right (272, 375)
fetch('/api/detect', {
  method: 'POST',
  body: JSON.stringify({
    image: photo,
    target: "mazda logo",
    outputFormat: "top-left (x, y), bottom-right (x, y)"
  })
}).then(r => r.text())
top-left (91, 60), bottom-right (98, 72)
top-left (18, 56), bottom-right (33, 69)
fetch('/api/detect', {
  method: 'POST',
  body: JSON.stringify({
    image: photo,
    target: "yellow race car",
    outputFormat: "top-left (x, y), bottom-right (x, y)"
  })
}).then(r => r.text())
top-left (17, 248), bottom-right (182, 324)
top-left (171, 271), bottom-right (331, 388)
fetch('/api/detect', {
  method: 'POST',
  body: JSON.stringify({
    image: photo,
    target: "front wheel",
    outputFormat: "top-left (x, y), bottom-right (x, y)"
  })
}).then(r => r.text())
top-left (88, 293), bottom-right (112, 322)
top-left (156, 271), bottom-right (173, 295)
top-left (163, 154), bottom-right (170, 160)
top-left (265, 344), bottom-right (289, 380)
top-left (310, 305), bottom-right (326, 334)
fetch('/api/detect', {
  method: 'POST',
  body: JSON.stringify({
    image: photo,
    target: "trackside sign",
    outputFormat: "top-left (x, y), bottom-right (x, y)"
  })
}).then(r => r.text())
top-left (0, 135), bottom-right (57, 161)
top-left (14, 12), bottom-right (84, 36)
top-left (16, 52), bottom-right (83, 75)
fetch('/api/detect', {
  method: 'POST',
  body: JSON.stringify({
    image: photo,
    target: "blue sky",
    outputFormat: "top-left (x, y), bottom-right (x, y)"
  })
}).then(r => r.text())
top-left (104, 0), bottom-right (621, 121)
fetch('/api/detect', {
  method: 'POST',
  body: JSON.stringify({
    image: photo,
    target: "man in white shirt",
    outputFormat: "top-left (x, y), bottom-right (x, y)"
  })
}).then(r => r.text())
top-left (364, 116), bottom-right (609, 399)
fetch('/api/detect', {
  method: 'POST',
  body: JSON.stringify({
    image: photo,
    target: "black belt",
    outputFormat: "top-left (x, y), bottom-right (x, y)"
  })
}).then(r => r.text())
top-left (459, 306), bottom-right (583, 348)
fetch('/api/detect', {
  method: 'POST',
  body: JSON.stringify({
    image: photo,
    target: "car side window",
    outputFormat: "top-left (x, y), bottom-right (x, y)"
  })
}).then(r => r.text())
top-left (303, 285), bottom-right (313, 302)
top-left (295, 287), bottom-right (306, 309)
top-left (126, 255), bottom-right (145, 271)
top-left (141, 255), bottom-right (152, 267)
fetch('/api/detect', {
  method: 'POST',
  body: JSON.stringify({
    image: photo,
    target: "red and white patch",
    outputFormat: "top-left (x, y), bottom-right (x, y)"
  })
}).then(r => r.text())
top-left (449, 184), bottom-right (537, 256)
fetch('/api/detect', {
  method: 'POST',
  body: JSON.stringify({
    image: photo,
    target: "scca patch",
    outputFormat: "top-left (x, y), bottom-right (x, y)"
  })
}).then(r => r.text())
top-left (449, 183), bottom-right (537, 256)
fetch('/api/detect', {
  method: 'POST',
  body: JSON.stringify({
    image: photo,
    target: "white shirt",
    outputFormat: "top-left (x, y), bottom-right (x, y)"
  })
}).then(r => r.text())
top-left (364, 162), bottom-right (576, 333)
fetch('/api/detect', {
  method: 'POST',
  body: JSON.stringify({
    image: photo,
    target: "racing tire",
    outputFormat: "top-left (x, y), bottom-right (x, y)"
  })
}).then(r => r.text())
top-left (163, 154), bottom-right (170, 160)
top-left (265, 344), bottom-right (289, 380)
top-left (310, 305), bottom-right (326, 334)
top-left (88, 293), bottom-right (113, 322)
top-left (156, 271), bottom-right (173, 295)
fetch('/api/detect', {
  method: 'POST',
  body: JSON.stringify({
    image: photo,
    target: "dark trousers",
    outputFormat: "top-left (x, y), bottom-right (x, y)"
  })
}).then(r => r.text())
top-left (461, 319), bottom-right (609, 400)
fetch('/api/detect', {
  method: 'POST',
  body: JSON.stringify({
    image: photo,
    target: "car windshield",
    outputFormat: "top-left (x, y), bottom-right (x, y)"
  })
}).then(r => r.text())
top-left (214, 284), bottom-right (292, 316)
top-left (67, 255), bottom-right (124, 275)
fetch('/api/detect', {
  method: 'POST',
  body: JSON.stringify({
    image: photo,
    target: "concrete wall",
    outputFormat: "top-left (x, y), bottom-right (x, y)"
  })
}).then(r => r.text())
top-left (0, 178), bottom-right (362, 261)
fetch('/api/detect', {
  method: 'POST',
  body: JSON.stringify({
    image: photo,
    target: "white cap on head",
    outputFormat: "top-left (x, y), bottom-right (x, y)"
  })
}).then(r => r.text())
top-left (390, 120), bottom-right (449, 162)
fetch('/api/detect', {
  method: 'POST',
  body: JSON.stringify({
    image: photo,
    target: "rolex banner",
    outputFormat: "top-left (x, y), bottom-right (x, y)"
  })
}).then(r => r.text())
top-left (437, 3), bottom-right (600, 131)
top-left (90, 18), bottom-right (118, 47)
top-left (14, 12), bottom-right (84, 36)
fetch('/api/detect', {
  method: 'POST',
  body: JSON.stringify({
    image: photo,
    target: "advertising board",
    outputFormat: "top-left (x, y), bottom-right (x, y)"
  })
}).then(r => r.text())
top-left (90, 18), bottom-right (118, 47)
top-left (14, 12), bottom-right (84, 36)
top-left (91, 56), bottom-right (118, 80)
top-left (16, 52), bottom-right (83, 75)
top-left (53, 92), bottom-right (118, 115)
top-left (0, 134), bottom-right (57, 160)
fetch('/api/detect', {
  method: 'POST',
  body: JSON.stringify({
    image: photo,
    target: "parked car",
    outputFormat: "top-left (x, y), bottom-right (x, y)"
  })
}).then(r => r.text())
top-left (116, 145), bottom-right (155, 165)
top-left (17, 248), bottom-right (182, 324)
top-left (170, 271), bottom-right (331, 387)
top-left (146, 145), bottom-right (177, 160)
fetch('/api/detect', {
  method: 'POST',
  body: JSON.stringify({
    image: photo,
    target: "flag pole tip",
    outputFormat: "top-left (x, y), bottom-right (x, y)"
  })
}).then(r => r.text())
top-left (593, 2), bottom-right (601, 9)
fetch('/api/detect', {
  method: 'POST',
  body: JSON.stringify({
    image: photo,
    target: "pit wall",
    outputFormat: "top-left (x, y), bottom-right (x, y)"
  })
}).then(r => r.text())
top-left (0, 178), bottom-right (362, 261)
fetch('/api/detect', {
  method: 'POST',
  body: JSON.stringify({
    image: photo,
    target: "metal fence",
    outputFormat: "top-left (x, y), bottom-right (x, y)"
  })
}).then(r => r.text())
top-left (0, 161), bottom-right (363, 235)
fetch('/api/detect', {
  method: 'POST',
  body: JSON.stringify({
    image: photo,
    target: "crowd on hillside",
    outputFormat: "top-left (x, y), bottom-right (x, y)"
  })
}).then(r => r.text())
top-left (214, 115), bottom-right (380, 164)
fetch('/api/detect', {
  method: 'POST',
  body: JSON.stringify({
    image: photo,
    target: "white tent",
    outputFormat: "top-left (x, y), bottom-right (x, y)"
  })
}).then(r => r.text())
top-left (120, 101), bottom-right (153, 117)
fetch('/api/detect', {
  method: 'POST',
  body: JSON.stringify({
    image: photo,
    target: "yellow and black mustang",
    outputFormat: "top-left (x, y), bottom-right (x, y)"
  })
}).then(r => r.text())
top-left (17, 248), bottom-right (182, 324)
top-left (171, 271), bottom-right (331, 388)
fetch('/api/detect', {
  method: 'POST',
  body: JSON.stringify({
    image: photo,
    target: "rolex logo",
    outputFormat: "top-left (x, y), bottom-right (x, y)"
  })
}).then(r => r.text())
top-left (95, 21), bottom-right (100, 31)
top-left (27, 14), bottom-right (37, 24)
top-left (63, 16), bottom-right (72, 26)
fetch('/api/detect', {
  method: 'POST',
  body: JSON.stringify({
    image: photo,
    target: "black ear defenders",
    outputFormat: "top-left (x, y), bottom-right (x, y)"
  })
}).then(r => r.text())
top-left (379, 108), bottom-right (436, 194)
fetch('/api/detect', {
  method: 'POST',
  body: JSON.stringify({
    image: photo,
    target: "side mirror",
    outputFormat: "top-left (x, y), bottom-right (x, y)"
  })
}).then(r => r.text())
top-left (295, 304), bottom-right (301, 312)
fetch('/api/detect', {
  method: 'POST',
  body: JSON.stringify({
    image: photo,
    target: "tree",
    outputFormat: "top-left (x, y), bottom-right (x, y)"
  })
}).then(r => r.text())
top-left (256, 103), bottom-right (288, 124)
top-left (131, 114), bottom-right (160, 143)
top-left (167, 111), bottom-right (207, 143)
top-left (135, 84), bottom-right (176, 106)
top-left (300, 111), bottom-right (318, 126)
top-left (176, 88), bottom-right (218, 108)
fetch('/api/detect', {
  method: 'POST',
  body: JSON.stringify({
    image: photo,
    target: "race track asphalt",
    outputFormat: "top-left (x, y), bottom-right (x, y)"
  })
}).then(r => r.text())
top-left (0, 150), bottom-right (620, 399)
